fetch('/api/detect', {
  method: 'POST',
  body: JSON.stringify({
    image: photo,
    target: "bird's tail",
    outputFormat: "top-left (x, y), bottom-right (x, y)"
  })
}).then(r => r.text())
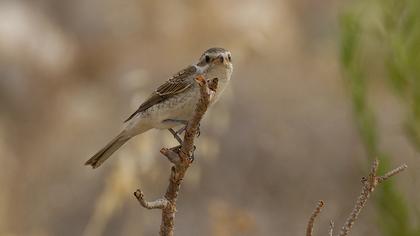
top-left (85, 132), bottom-right (130, 169)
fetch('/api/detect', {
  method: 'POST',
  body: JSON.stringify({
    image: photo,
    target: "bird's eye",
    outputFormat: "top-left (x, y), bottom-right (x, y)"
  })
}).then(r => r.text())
top-left (228, 54), bottom-right (232, 62)
top-left (205, 55), bottom-right (210, 63)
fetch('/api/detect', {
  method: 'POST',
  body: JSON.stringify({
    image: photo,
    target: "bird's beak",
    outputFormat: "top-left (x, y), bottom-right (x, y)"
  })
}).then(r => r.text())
top-left (213, 55), bottom-right (227, 65)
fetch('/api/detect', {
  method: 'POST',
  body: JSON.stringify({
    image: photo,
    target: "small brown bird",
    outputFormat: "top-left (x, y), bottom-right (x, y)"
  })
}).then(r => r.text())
top-left (85, 48), bottom-right (233, 168)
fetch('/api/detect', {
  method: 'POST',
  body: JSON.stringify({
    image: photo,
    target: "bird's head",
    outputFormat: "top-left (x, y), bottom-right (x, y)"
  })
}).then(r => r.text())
top-left (196, 47), bottom-right (232, 71)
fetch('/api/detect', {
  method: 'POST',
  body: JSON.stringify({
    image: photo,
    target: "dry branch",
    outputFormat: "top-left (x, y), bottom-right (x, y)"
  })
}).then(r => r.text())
top-left (134, 75), bottom-right (213, 236)
top-left (338, 159), bottom-right (407, 236)
top-left (328, 220), bottom-right (334, 236)
top-left (134, 189), bottom-right (169, 209)
top-left (306, 200), bottom-right (324, 236)
top-left (305, 158), bottom-right (407, 236)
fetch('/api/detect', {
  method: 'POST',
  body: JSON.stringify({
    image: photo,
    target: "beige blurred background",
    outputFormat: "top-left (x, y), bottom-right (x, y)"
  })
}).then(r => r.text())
top-left (0, 0), bottom-right (418, 235)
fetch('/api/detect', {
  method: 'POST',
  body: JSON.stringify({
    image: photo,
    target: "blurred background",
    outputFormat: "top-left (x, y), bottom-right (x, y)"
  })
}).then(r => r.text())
top-left (0, 0), bottom-right (419, 235)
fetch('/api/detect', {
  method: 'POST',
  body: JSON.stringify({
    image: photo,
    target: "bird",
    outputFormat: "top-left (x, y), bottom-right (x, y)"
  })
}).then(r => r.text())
top-left (85, 47), bottom-right (233, 168)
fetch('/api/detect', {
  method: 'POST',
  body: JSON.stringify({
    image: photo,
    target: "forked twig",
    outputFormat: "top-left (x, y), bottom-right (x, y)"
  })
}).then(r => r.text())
top-left (338, 159), bottom-right (407, 236)
top-left (305, 158), bottom-right (407, 236)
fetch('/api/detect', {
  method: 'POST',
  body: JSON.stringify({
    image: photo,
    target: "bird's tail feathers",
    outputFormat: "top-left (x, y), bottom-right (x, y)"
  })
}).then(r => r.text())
top-left (85, 132), bottom-right (130, 169)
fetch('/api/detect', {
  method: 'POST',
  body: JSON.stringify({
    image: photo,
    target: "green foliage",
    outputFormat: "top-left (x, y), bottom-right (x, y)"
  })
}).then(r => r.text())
top-left (382, 0), bottom-right (420, 150)
top-left (340, 12), bottom-right (378, 158)
top-left (340, 1), bottom-right (420, 235)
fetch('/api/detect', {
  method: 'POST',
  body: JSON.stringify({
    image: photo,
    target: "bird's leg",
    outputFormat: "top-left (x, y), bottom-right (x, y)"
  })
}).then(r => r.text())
top-left (176, 124), bottom-right (201, 137)
top-left (168, 128), bottom-right (183, 145)
top-left (163, 119), bottom-right (188, 143)
top-left (163, 118), bottom-right (201, 137)
top-left (175, 126), bottom-right (186, 135)
top-left (163, 119), bottom-right (201, 137)
top-left (163, 119), bottom-right (199, 162)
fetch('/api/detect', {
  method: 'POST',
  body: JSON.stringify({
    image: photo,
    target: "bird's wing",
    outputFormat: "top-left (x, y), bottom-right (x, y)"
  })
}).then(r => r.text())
top-left (124, 65), bottom-right (197, 122)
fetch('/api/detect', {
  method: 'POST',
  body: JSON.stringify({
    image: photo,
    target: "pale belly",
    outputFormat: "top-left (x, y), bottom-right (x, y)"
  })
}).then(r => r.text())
top-left (141, 88), bottom-right (201, 129)
top-left (125, 76), bottom-right (229, 134)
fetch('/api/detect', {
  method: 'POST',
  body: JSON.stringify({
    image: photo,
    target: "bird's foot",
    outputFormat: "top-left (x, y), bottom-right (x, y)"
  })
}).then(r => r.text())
top-left (189, 145), bottom-right (197, 163)
top-left (176, 126), bottom-right (186, 136)
top-left (196, 123), bottom-right (201, 137)
top-left (174, 123), bottom-right (200, 137)
top-left (168, 128), bottom-right (183, 145)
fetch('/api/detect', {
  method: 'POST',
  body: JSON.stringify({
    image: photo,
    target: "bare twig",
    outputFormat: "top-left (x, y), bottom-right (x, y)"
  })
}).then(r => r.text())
top-left (338, 159), bottom-right (407, 236)
top-left (306, 200), bottom-right (325, 236)
top-left (329, 220), bottom-right (334, 236)
top-left (377, 164), bottom-right (408, 183)
top-left (305, 159), bottom-right (407, 236)
top-left (134, 75), bottom-right (213, 236)
top-left (134, 189), bottom-right (169, 209)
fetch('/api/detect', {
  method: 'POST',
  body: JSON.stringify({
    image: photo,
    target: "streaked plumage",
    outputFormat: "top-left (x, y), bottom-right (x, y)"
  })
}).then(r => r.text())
top-left (124, 65), bottom-right (198, 122)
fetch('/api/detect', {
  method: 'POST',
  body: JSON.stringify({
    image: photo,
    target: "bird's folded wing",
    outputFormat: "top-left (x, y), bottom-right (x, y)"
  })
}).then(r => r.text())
top-left (124, 65), bottom-right (197, 122)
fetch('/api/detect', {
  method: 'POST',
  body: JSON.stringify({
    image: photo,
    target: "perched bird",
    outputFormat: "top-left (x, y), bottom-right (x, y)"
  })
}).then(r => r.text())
top-left (85, 47), bottom-right (233, 168)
